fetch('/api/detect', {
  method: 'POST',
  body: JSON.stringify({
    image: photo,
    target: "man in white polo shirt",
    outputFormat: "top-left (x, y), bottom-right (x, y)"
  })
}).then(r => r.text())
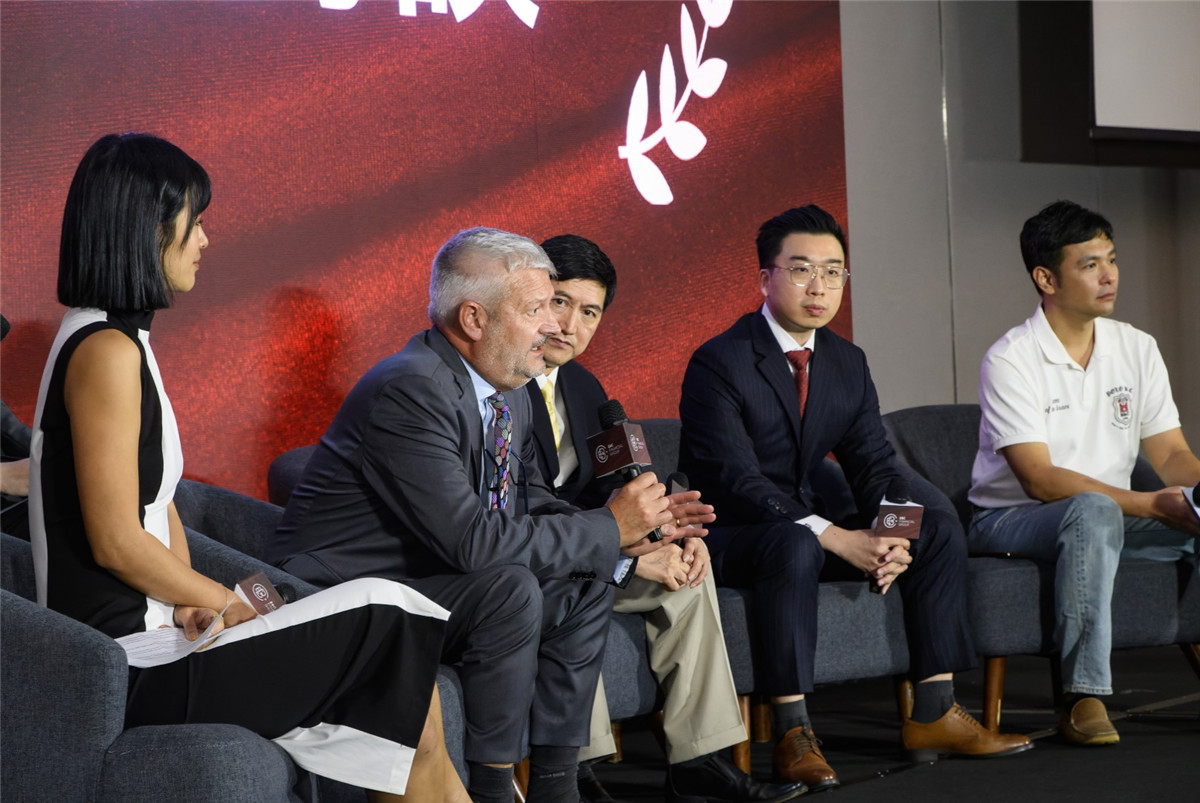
top-left (968, 200), bottom-right (1200, 746)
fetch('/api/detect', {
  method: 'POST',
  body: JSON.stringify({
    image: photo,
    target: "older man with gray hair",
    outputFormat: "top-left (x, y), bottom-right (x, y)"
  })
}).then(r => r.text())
top-left (269, 227), bottom-right (681, 802)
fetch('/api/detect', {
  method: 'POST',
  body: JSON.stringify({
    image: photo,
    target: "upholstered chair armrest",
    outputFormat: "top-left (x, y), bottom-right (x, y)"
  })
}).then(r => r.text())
top-left (0, 590), bottom-right (127, 800)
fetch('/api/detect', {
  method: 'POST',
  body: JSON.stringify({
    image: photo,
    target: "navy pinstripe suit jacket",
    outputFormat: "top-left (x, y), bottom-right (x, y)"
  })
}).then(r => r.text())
top-left (679, 311), bottom-right (900, 539)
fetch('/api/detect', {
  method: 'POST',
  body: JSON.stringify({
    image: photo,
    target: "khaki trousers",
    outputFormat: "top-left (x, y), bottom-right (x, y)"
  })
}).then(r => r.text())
top-left (579, 573), bottom-right (745, 764)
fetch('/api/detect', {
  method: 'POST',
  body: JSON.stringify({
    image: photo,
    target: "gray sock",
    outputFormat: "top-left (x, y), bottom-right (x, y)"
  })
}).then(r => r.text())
top-left (771, 698), bottom-right (812, 737)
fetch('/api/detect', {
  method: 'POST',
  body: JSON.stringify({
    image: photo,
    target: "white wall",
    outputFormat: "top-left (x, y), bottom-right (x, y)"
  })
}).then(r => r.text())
top-left (842, 0), bottom-right (1199, 438)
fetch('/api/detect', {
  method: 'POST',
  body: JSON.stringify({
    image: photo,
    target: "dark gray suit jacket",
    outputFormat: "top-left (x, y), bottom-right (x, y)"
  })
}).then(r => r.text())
top-left (267, 327), bottom-right (621, 585)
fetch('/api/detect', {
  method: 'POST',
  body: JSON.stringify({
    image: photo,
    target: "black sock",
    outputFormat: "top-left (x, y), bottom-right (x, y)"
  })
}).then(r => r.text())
top-left (675, 750), bottom-right (717, 769)
top-left (771, 698), bottom-right (811, 737)
top-left (911, 679), bottom-right (954, 723)
top-left (527, 745), bottom-right (579, 802)
top-left (468, 762), bottom-right (513, 803)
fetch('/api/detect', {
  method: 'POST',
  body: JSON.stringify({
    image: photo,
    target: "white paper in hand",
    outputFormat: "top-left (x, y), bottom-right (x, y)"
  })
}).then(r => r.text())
top-left (115, 600), bottom-right (231, 668)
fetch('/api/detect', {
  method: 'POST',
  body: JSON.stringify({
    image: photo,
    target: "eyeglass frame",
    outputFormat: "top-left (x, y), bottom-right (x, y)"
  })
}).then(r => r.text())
top-left (766, 261), bottom-right (850, 289)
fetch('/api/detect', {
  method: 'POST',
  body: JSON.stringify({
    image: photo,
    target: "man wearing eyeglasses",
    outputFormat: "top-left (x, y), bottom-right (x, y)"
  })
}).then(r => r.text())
top-left (679, 205), bottom-right (1032, 789)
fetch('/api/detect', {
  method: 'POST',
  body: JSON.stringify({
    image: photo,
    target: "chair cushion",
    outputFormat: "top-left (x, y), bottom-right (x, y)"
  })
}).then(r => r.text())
top-left (103, 724), bottom-right (300, 803)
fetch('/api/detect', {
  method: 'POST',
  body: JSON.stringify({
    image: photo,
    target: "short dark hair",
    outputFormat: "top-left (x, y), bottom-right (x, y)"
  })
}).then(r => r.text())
top-left (756, 205), bottom-right (847, 268)
top-left (1019, 200), bottom-right (1113, 293)
top-left (539, 234), bottom-right (617, 310)
top-left (58, 133), bottom-right (211, 311)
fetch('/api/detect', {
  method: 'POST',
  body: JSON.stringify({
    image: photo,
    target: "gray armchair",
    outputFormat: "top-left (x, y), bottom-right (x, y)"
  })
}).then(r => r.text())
top-left (1, 534), bottom-right (303, 802)
top-left (882, 403), bottom-right (1200, 730)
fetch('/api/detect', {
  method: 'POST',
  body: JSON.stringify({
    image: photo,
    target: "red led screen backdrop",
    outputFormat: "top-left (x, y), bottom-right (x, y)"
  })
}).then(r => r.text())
top-left (1, 0), bottom-right (846, 498)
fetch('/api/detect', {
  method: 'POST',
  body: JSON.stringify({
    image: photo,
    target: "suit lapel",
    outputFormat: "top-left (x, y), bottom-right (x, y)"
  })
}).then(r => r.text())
top-left (425, 328), bottom-right (486, 498)
top-left (560, 367), bottom-right (594, 493)
top-left (524, 381), bottom-right (560, 483)
top-left (750, 314), bottom-right (803, 447)
top-left (798, 329), bottom-right (829, 473)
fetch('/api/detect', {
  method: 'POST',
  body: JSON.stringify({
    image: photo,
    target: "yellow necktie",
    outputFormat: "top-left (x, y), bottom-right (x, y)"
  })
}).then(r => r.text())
top-left (540, 379), bottom-right (562, 450)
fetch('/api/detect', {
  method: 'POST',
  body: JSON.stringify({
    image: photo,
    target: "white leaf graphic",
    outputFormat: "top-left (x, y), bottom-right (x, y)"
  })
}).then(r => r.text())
top-left (448, 0), bottom-right (485, 22)
top-left (504, 0), bottom-right (539, 29)
top-left (680, 4), bottom-right (699, 78)
top-left (628, 153), bottom-right (674, 205)
top-left (665, 120), bottom-right (706, 161)
top-left (658, 45), bottom-right (677, 127)
top-left (626, 70), bottom-right (650, 149)
top-left (692, 57), bottom-right (727, 99)
top-left (697, 0), bottom-right (732, 28)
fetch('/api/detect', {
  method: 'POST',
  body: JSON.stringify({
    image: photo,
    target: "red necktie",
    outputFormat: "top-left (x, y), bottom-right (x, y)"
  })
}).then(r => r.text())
top-left (785, 349), bottom-right (810, 417)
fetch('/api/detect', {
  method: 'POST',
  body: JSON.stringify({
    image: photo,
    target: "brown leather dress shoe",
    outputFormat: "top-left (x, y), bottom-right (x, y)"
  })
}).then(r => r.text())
top-left (901, 703), bottom-right (1034, 762)
top-left (1060, 696), bottom-right (1120, 746)
top-left (773, 725), bottom-right (839, 792)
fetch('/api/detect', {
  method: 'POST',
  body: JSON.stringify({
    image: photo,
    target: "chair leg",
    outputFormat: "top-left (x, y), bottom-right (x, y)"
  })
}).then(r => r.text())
top-left (513, 758), bottom-right (529, 802)
top-left (751, 699), bottom-right (772, 743)
top-left (983, 656), bottom-right (1007, 732)
top-left (1049, 655), bottom-right (1065, 712)
top-left (731, 695), bottom-right (752, 774)
top-left (894, 677), bottom-right (914, 721)
top-left (1180, 643), bottom-right (1200, 680)
top-left (608, 720), bottom-right (623, 763)
top-left (651, 710), bottom-right (668, 758)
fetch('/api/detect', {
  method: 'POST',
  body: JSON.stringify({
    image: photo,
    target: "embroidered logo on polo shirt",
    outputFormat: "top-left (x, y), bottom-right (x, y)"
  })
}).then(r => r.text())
top-left (1107, 386), bottom-right (1134, 429)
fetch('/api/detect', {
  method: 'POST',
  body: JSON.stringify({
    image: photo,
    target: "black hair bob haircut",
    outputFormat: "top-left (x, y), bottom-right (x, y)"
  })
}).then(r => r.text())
top-left (58, 133), bottom-right (211, 311)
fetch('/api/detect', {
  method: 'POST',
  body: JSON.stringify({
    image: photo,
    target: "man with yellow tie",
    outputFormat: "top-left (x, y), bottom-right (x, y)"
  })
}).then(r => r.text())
top-left (522, 234), bottom-right (801, 803)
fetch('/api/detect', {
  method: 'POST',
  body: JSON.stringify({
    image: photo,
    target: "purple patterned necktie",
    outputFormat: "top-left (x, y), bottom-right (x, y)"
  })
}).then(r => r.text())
top-left (486, 392), bottom-right (512, 509)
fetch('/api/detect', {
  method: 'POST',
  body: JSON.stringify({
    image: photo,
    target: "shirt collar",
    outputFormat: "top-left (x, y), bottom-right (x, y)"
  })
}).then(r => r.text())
top-left (761, 303), bottom-right (817, 355)
top-left (457, 354), bottom-right (500, 421)
top-left (534, 365), bottom-right (561, 390)
top-left (1030, 302), bottom-right (1109, 369)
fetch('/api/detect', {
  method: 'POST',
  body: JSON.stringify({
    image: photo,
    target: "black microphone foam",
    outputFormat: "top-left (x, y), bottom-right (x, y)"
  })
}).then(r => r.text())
top-left (277, 584), bottom-right (296, 605)
top-left (666, 472), bottom-right (689, 492)
top-left (1193, 485), bottom-right (1200, 506)
top-left (598, 399), bottom-right (629, 430)
top-left (886, 476), bottom-right (911, 504)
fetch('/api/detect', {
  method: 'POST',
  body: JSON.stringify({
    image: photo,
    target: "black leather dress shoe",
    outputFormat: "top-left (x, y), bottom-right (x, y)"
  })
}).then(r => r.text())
top-left (666, 754), bottom-right (807, 802)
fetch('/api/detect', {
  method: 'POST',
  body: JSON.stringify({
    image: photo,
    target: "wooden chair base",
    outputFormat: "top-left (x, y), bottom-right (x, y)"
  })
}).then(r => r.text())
top-left (732, 695), bottom-right (752, 773)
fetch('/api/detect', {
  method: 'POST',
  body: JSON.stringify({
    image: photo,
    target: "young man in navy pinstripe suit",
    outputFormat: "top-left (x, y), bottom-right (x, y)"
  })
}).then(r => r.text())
top-left (679, 206), bottom-right (1032, 790)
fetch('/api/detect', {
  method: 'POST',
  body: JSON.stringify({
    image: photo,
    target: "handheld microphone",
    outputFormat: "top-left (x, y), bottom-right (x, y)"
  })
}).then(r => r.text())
top-left (587, 399), bottom-right (662, 541)
top-left (885, 476), bottom-right (911, 504)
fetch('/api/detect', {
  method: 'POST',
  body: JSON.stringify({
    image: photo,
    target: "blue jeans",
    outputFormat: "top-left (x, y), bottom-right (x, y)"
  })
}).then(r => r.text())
top-left (969, 493), bottom-right (1197, 695)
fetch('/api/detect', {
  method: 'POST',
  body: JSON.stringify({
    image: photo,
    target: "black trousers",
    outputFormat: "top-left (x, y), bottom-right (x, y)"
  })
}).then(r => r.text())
top-left (125, 578), bottom-right (447, 795)
top-left (708, 482), bottom-right (976, 696)
top-left (404, 566), bottom-right (614, 764)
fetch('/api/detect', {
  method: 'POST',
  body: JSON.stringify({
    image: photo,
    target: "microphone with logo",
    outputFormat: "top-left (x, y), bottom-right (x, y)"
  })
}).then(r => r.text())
top-left (1186, 484), bottom-right (1200, 522)
top-left (587, 399), bottom-right (663, 542)
top-left (869, 475), bottom-right (923, 593)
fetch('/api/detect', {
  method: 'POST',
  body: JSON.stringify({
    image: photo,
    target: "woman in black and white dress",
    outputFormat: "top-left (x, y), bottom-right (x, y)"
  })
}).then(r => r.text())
top-left (29, 133), bottom-right (469, 802)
